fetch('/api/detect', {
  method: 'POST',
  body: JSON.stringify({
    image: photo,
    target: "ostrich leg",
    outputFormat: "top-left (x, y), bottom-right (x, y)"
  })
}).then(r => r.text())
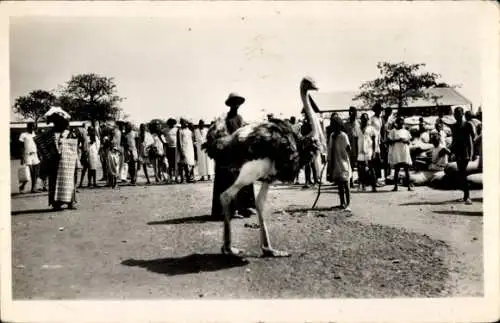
top-left (257, 182), bottom-right (290, 257)
top-left (220, 159), bottom-right (273, 256)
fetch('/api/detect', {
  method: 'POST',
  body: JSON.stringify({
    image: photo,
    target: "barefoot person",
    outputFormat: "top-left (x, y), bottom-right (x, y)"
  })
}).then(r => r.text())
top-left (327, 114), bottom-right (352, 212)
top-left (19, 122), bottom-right (41, 193)
top-left (388, 116), bottom-right (414, 191)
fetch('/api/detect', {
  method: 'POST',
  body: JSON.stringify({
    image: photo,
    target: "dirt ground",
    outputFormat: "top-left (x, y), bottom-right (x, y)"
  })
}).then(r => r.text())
top-left (10, 160), bottom-right (483, 299)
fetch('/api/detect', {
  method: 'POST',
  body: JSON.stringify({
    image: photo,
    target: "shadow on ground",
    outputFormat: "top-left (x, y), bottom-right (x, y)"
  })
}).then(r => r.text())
top-left (400, 197), bottom-right (483, 206)
top-left (433, 210), bottom-right (483, 217)
top-left (121, 253), bottom-right (249, 275)
top-left (11, 208), bottom-right (54, 216)
top-left (147, 215), bottom-right (219, 225)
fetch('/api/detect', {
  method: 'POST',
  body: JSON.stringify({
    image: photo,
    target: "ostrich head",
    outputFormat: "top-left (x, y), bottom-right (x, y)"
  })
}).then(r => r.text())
top-left (300, 77), bottom-right (319, 93)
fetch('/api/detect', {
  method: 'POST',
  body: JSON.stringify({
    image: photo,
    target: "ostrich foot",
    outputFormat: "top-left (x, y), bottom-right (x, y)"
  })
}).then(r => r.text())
top-left (221, 246), bottom-right (244, 256)
top-left (261, 247), bottom-right (290, 258)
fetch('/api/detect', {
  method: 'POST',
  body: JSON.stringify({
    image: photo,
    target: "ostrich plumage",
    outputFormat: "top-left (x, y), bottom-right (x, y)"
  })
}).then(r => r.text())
top-left (202, 115), bottom-right (320, 257)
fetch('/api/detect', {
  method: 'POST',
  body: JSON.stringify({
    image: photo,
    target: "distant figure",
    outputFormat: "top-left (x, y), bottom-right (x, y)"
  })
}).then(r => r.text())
top-left (124, 122), bottom-right (139, 185)
top-left (164, 118), bottom-right (178, 183)
top-left (19, 122), bottom-right (41, 193)
top-left (105, 139), bottom-right (121, 189)
top-left (381, 107), bottom-right (394, 180)
top-left (300, 119), bottom-right (319, 188)
top-left (430, 119), bottom-right (448, 147)
top-left (343, 106), bottom-right (360, 188)
top-left (149, 121), bottom-right (166, 183)
top-left (355, 113), bottom-right (378, 192)
top-left (177, 118), bottom-right (196, 183)
top-left (137, 123), bottom-right (154, 185)
top-left (370, 103), bottom-right (383, 181)
top-left (327, 114), bottom-right (352, 212)
top-left (87, 127), bottom-right (100, 187)
top-left (387, 116), bottom-right (413, 191)
top-left (451, 107), bottom-right (476, 205)
top-left (194, 120), bottom-right (213, 181)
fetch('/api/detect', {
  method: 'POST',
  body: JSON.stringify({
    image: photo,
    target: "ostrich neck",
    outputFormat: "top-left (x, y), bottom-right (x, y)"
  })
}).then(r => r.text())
top-left (300, 86), bottom-right (310, 110)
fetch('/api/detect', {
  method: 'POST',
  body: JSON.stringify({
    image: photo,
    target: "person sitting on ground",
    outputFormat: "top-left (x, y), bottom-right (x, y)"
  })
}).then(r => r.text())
top-left (430, 119), bottom-right (448, 148)
top-left (427, 133), bottom-right (451, 171)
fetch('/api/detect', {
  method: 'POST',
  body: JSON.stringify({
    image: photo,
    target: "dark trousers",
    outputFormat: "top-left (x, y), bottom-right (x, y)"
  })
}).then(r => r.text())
top-left (304, 162), bottom-right (318, 185)
top-left (211, 164), bottom-right (256, 219)
top-left (357, 160), bottom-right (377, 189)
top-left (128, 160), bottom-right (137, 183)
top-left (457, 159), bottom-right (470, 200)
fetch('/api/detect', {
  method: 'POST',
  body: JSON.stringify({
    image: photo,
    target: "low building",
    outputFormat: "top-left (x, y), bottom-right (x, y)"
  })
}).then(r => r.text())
top-left (308, 87), bottom-right (473, 120)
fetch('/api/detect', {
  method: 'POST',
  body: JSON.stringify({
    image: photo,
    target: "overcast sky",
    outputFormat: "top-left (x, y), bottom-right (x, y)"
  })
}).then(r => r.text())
top-left (9, 2), bottom-right (485, 124)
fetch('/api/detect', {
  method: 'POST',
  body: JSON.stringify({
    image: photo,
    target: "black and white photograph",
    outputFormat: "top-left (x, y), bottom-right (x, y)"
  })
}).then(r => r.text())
top-left (1, 1), bottom-right (499, 322)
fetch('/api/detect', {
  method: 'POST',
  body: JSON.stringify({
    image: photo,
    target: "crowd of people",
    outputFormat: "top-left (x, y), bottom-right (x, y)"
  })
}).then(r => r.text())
top-left (323, 103), bottom-right (482, 211)
top-left (17, 97), bottom-right (481, 213)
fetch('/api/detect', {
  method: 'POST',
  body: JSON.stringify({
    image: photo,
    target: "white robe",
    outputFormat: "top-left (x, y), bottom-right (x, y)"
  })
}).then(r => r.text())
top-left (194, 128), bottom-right (214, 177)
top-left (178, 128), bottom-right (196, 166)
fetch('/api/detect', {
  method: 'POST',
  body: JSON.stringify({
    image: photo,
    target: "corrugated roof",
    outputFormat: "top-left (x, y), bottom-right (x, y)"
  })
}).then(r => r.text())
top-left (309, 87), bottom-right (472, 112)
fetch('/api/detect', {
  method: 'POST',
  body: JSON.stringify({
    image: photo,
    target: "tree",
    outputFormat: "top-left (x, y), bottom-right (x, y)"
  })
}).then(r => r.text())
top-left (13, 90), bottom-right (56, 126)
top-left (354, 62), bottom-right (450, 108)
top-left (57, 73), bottom-right (125, 122)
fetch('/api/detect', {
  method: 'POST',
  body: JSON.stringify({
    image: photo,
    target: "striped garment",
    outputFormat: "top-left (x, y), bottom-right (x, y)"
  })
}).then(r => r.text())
top-left (54, 138), bottom-right (78, 203)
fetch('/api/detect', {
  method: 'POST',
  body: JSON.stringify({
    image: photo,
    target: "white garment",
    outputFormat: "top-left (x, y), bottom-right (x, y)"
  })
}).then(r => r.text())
top-left (354, 125), bottom-right (378, 161)
top-left (388, 128), bottom-right (412, 166)
top-left (178, 128), bottom-right (196, 166)
top-left (370, 115), bottom-right (382, 153)
top-left (194, 128), bottom-right (214, 177)
top-left (152, 134), bottom-right (164, 156)
top-left (19, 132), bottom-right (40, 165)
top-left (430, 145), bottom-right (449, 170)
top-left (88, 138), bottom-right (101, 170)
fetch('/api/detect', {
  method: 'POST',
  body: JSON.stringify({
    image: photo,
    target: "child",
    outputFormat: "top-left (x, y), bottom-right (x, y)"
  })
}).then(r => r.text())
top-left (327, 114), bottom-right (352, 212)
top-left (388, 116), bottom-right (413, 191)
top-left (88, 128), bottom-right (100, 187)
top-left (106, 139), bottom-right (121, 189)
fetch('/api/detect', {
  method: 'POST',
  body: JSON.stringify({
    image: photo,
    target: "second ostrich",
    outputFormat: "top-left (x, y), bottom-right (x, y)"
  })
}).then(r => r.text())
top-left (202, 78), bottom-right (321, 257)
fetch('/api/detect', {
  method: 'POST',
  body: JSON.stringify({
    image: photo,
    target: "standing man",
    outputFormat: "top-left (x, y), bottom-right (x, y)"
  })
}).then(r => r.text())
top-left (370, 103), bottom-right (383, 184)
top-left (124, 122), bottom-right (139, 185)
top-left (451, 107), bottom-right (476, 205)
top-left (19, 122), bottom-right (41, 193)
top-left (343, 107), bottom-right (360, 188)
top-left (381, 106), bottom-right (394, 181)
top-left (211, 93), bottom-right (257, 220)
top-left (355, 113), bottom-right (378, 192)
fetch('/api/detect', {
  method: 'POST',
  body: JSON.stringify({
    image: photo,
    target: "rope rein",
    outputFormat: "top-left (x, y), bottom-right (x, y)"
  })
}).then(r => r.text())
top-left (311, 161), bottom-right (327, 209)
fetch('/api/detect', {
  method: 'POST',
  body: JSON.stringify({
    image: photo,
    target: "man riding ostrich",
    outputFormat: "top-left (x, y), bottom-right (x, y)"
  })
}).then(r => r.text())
top-left (202, 77), bottom-right (324, 257)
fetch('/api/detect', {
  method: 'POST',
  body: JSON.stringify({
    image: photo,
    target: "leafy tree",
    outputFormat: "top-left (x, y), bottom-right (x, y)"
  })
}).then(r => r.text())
top-left (57, 73), bottom-right (125, 122)
top-left (354, 62), bottom-right (450, 108)
top-left (13, 90), bottom-right (56, 126)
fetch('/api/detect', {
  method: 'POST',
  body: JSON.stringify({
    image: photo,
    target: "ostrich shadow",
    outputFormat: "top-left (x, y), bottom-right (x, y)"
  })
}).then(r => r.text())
top-left (121, 253), bottom-right (249, 276)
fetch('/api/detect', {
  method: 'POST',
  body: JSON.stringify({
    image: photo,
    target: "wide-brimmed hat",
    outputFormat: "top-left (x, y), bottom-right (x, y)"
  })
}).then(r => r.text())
top-left (44, 106), bottom-right (71, 120)
top-left (225, 93), bottom-right (245, 107)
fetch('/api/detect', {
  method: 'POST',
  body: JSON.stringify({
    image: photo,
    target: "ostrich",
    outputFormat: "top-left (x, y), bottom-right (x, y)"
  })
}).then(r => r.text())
top-left (202, 77), bottom-right (322, 257)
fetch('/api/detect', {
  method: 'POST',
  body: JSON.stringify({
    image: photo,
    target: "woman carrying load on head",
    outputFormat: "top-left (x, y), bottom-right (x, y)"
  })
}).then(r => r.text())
top-left (34, 107), bottom-right (79, 211)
